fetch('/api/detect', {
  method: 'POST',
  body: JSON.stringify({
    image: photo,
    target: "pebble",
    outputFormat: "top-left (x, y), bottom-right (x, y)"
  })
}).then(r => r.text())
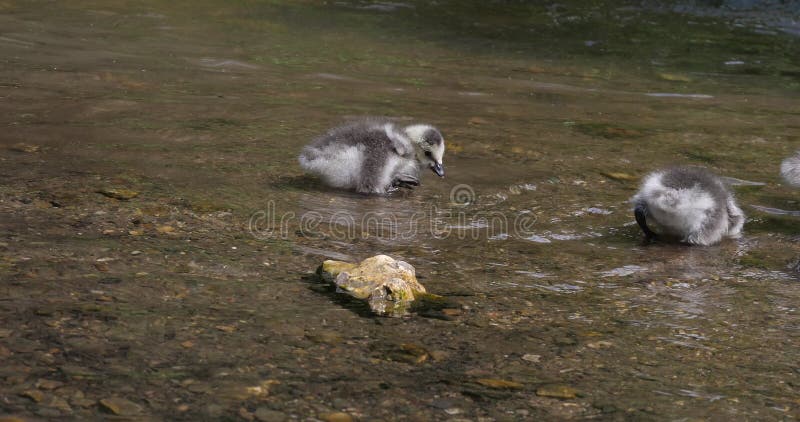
top-left (35, 379), bottom-right (64, 390)
top-left (97, 188), bottom-right (139, 200)
top-left (476, 378), bottom-right (524, 389)
top-left (9, 143), bottom-right (40, 153)
top-left (20, 389), bottom-right (44, 402)
top-left (587, 341), bottom-right (613, 349)
top-left (157, 225), bottom-right (175, 234)
top-left (521, 354), bottom-right (541, 363)
top-left (255, 407), bottom-right (287, 422)
top-left (320, 412), bottom-right (353, 422)
top-left (99, 397), bottom-right (143, 415)
top-left (535, 384), bottom-right (578, 399)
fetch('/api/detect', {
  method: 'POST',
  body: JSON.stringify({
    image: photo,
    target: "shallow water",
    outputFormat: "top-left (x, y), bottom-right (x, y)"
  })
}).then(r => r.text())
top-left (1, 0), bottom-right (799, 420)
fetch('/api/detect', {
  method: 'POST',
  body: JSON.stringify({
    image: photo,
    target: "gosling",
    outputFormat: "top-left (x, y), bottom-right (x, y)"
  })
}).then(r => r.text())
top-left (780, 151), bottom-right (800, 187)
top-left (631, 166), bottom-right (745, 246)
top-left (299, 118), bottom-right (445, 194)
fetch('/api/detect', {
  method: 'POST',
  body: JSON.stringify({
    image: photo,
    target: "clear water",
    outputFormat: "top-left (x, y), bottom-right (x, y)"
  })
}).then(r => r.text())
top-left (1, 1), bottom-right (799, 419)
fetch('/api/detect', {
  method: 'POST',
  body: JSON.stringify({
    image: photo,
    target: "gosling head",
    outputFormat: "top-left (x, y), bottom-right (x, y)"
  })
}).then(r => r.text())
top-left (405, 124), bottom-right (445, 178)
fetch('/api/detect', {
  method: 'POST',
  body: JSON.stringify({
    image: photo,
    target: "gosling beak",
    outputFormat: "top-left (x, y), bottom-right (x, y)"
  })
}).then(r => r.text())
top-left (431, 162), bottom-right (445, 178)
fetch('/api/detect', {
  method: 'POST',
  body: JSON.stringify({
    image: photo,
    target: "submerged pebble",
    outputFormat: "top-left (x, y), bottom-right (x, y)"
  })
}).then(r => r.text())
top-left (96, 188), bottom-right (139, 201)
top-left (536, 385), bottom-right (578, 399)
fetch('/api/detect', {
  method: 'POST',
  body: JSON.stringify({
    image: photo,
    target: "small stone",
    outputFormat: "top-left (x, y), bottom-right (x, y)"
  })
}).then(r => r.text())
top-left (430, 350), bottom-right (449, 361)
top-left (156, 225), bottom-right (175, 234)
top-left (130, 250), bottom-right (142, 255)
top-left (536, 384), bottom-right (578, 399)
top-left (658, 72), bottom-right (692, 82)
top-left (205, 404), bottom-right (223, 417)
top-left (305, 330), bottom-right (342, 345)
top-left (9, 143), bottom-right (40, 153)
top-left (97, 188), bottom-right (139, 200)
top-left (238, 407), bottom-right (254, 421)
top-left (70, 397), bottom-right (96, 408)
top-left (99, 397), bottom-right (143, 415)
top-left (20, 389), bottom-right (44, 402)
top-left (320, 412), bottom-right (353, 422)
top-left (476, 378), bottom-right (524, 389)
top-left (32, 199), bottom-right (52, 209)
top-left (180, 340), bottom-right (194, 348)
top-left (601, 172), bottom-right (637, 182)
top-left (254, 407), bottom-right (287, 422)
top-left (35, 408), bottom-right (61, 418)
top-left (35, 379), bottom-right (64, 390)
top-left (468, 117), bottom-right (488, 125)
top-left (45, 396), bottom-right (72, 413)
top-left (128, 230), bottom-right (144, 236)
top-left (177, 404), bottom-right (190, 412)
top-left (521, 354), bottom-right (541, 363)
top-left (215, 325), bottom-right (236, 333)
top-left (93, 262), bottom-right (109, 272)
top-left (587, 341), bottom-right (613, 349)
top-left (187, 383), bottom-right (211, 394)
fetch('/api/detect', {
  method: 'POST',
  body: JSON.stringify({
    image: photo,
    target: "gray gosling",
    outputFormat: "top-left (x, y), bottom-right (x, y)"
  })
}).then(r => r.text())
top-left (631, 166), bottom-right (744, 246)
top-left (299, 118), bottom-right (445, 194)
top-left (780, 151), bottom-right (800, 187)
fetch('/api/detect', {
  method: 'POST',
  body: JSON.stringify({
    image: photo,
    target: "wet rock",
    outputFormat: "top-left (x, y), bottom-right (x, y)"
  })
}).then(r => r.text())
top-left (35, 408), bottom-right (61, 418)
top-left (535, 384), bottom-right (578, 399)
top-left (306, 330), bottom-right (343, 345)
top-left (99, 397), bottom-right (143, 415)
top-left (586, 340), bottom-right (613, 349)
top-left (320, 412), bottom-right (354, 422)
top-left (600, 171), bottom-right (637, 182)
top-left (521, 354), bottom-right (541, 363)
top-left (254, 407), bottom-right (287, 422)
top-left (429, 350), bottom-right (449, 361)
top-left (9, 143), bottom-right (40, 153)
top-left (476, 378), bottom-right (524, 390)
top-left (44, 396), bottom-right (72, 414)
top-left (317, 255), bottom-right (427, 317)
top-left (658, 72), bottom-right (692, 82)
top-left (96, 188), bottom-right (139, 200)
top-left (70, 397), bottom-right (96, 408)
top-left (20, 389), bottom-right (44, 402)
top-left (156, 225), bottom-right (175, 234)
top-left (205, 404), bottom-right (224, 417)
top-left (35, 379), bottom-right (64, 390)
top-left (388, 343), bottom-right (430, 364)
top-left (468, 116), bottom-right (489, 125)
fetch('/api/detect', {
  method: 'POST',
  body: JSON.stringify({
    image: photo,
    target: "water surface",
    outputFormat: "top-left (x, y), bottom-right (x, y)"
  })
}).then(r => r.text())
top-left (1, 1), bottom-right (799, 419)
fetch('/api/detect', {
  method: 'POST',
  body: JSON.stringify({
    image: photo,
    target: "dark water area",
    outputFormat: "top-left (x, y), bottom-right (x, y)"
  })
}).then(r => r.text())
top-left (1, 1), bottom-right (799, 420)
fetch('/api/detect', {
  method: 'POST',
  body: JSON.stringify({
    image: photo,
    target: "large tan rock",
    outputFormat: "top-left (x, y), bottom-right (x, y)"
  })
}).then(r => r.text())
top-left (317, 255), bottom-right (426, 317)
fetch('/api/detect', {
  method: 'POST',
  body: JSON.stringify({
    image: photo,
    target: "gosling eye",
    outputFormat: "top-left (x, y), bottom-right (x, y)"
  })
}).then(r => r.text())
top-left (424, 151), bottom-right (432, 159)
